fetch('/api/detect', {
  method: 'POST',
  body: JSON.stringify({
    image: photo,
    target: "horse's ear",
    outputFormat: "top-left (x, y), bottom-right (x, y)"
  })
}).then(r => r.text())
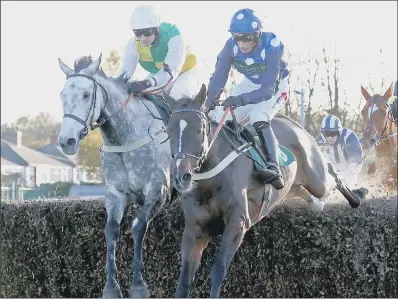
top-left (194, 84), bottom-right (207, 107)
top-left (58, 58), bottom-right (73, 77)
top-left (383, 82), bottom-right (394, 99)
top-left (163, 93), bottom-right (177, 110)
top-left (361, 85), bottom-right (371, 101)
top-left (86, 53), bottom-right (102, 76)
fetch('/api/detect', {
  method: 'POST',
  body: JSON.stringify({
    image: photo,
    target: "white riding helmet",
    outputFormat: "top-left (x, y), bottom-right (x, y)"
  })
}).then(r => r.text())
top-left (130, 4), bottom-right (161, 30)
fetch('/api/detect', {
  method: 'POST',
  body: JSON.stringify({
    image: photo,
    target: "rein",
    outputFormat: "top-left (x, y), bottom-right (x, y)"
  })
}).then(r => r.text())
top-left (169, 106), bottom-right (254, 181)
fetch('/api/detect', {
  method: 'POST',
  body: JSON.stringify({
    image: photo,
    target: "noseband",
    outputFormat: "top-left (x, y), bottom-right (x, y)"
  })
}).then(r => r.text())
top-left (63, 73), bottom-right (109, 139)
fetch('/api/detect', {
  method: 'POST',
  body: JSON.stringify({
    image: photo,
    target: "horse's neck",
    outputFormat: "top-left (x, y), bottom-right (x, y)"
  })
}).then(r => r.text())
top-left (96, 77), bottom-right (153, 146)
top-left (376, 124), bottom-right (397, 156)
top-left (202, 122), bottom-right (237, 169)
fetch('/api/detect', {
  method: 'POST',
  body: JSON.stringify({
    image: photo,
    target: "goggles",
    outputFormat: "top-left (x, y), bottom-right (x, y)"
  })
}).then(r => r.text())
top-left (232, 32), bottom-right (260, 43)
top-left (322, 131), bottom-right (339, 138)
top-left (133, 27), bottom-right (157, 38)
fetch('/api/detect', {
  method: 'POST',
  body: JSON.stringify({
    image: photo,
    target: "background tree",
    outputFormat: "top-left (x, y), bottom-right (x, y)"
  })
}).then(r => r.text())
top-left (102, 49), bottom-right (121, 76)
top-left (1, 112), bottom-right (61, 149)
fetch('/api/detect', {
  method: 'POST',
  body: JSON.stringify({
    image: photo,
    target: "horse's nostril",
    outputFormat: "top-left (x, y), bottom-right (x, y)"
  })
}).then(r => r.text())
top-left (369, 138), bottom-right (376, 147)
top-left (182, 173), bottom-right (191, 182)
top-left (67, 138), bottom-right (76, 147)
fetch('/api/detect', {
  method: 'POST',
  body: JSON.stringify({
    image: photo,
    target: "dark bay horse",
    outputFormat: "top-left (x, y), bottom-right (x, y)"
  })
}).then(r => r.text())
top-left (360, 84), bottom-right (397, 189)
top-left (164, 84), bottom-right (368, 298)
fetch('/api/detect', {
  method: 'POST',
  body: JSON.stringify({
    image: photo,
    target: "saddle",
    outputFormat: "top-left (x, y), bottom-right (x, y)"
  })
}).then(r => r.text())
top-left (223, 120), bottom-right (295, 172)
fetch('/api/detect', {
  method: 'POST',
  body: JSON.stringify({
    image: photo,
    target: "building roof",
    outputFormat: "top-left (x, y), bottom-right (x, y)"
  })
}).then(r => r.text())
top-left (1, 157), bottom-right (24, 167)
top-left (1, 139), bottom-right (72, 168)
top-left (36, 144), bottom-right (77, 167)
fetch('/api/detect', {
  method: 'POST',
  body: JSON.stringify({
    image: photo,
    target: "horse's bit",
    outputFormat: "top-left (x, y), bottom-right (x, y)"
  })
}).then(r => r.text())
top-left (63, 73), bottom-right (109, 140)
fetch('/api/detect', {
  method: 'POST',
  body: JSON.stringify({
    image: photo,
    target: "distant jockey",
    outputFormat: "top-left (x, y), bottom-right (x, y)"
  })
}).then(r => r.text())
top-left (315, 114), bottom-right (363, 188)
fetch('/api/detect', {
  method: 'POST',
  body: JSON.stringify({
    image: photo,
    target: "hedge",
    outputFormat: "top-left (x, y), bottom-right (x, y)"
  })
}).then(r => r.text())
top-left (0, 194), bottom-right (396, 298)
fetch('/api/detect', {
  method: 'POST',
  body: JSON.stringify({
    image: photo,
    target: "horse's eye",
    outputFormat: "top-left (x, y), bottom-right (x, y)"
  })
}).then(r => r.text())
top-left (83, 92), bottom-right (90, 99)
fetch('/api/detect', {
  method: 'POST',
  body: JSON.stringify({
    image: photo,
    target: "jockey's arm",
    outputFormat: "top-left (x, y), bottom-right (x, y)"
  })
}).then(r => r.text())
top-left (207, 40), bottom-right (233, 101)
top-left (148, 35), bottom-right (186, 88)
top-left (117, 39), bottom-right (140, 80)
top-left (239, 46), bottom-right (284, 105)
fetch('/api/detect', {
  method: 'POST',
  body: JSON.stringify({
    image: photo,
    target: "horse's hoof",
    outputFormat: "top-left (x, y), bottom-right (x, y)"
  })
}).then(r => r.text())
top-left (354, 187), bottom-right (368, 200)
top-left (309, 197), bottom-right (324, 213)
top-left (103, 282), bottom-right (123, 298)
top-left (130, 282), bottom-right (149, 298)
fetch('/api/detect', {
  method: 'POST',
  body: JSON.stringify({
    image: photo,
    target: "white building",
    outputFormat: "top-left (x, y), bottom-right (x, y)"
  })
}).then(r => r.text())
top-left (1, 130), bottom-right (79, 187)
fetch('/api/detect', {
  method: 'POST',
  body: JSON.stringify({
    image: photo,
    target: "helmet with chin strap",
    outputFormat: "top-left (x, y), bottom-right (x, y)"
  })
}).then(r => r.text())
top-left (130, 4), bottom-right (160, 30)
top-left (229, 8), bottom-right (263, 34)
top-left (321, 114), bottom-right (342, 136)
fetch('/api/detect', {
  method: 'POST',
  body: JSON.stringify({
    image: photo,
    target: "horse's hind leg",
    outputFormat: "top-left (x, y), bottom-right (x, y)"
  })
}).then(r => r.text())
top-left (175, 223), bottom-right (210, 298)
top-left (130, 183), bottom-right (168, 298)
top-left (103, 189), bottom-right (127, 298)
top-left (210, 208), bottom-right (247, 298)
top-left (289, 185), bottom-right (326, 213)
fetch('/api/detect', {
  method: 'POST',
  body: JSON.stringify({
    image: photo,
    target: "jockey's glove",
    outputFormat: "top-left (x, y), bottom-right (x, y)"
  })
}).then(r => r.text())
top-left (221, 95), bottom-right (245, 111)
top-left (127, 79), bottom-right (152, 94)
top-left (205, 97), bottom-right (218, 111)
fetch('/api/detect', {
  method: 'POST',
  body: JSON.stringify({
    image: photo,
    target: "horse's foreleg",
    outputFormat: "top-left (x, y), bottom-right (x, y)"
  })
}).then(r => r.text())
top-left (175, 224), bottom-right (210, 298)
top-left (130, 184), bottom-right (168, 298)
top-left (210, 209), bottom-right (247, 298)
top-left (103, 190), bottom-right (127, 298)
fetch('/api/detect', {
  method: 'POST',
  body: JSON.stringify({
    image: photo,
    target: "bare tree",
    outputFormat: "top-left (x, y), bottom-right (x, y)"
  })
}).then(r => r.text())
top-left (321, 45), bottom-right (343, 118)
top-left (303, 48), bottom-right (321, 133)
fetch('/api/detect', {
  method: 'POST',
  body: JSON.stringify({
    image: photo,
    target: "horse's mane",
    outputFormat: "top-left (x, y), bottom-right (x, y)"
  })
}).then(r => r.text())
top-left (74, 55), bottom-right (93, 73)
top-left (174, 97), bottom-right (194, 108)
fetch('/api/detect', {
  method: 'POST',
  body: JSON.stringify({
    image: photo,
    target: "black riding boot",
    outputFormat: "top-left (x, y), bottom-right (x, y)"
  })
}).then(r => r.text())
top-left (253, 121), bottom-right (285, 190)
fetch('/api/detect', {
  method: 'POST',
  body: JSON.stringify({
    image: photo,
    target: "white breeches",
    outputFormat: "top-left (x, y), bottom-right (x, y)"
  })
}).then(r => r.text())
top-left (209, 76), bottom-right (289, 125)
top-left (145, 66), bottom-right (204, 100)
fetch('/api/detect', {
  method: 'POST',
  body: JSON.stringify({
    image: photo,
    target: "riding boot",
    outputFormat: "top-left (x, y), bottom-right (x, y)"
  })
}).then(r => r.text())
top-left (253, 121), bottom-right (285, 190)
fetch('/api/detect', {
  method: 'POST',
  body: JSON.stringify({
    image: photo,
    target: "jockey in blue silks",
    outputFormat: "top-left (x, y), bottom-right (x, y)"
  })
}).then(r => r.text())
top-left (315, 114), bottom-right (363, 188)
top-left (205, 8), bottom-right (289, 190)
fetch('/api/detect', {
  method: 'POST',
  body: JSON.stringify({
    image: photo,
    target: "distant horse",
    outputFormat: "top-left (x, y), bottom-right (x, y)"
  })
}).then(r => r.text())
top-left (57, 54), bottom-right (174, 298)
top-left (360, 84), bottom-right (397, 189)
top-left (164, 85), bottom-right (368, 298)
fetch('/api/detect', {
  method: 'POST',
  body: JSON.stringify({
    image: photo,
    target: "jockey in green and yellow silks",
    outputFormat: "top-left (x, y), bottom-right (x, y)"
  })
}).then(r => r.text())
top-left (119, 4), bottom-right (201, 100)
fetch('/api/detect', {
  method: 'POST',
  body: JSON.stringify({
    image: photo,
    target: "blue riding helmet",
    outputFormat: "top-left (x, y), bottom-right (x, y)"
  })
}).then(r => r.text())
top-left (321, 114), bottom-right (342, 135)
top-left (229, 8), bottom-right (263, 34)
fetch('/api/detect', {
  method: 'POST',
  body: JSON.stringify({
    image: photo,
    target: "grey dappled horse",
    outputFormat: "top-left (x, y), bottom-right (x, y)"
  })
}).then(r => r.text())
top-left (58, 54), bottom-right (173, 298)
top-left (164, 85), bottom-right (368, 298)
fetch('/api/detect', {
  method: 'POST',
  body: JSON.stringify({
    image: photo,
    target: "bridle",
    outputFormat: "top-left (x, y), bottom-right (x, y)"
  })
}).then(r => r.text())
top-left (168, 108), bottom-right (211, 172)
top-left (63, 73), bottom-right (109, 140)
top-left (363, 98), bottom-right (397, 147)
top-left (62, 71), bottom-right (174, 142)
